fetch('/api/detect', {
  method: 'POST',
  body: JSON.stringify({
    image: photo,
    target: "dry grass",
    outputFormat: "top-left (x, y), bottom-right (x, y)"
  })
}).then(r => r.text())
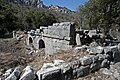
top-left (29, 49), bottom-right (88, 71)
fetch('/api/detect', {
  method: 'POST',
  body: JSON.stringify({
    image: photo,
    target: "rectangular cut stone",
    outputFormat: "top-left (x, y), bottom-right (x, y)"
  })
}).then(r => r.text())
top-left (80, 55), bottom-right (95, 66)
top-left (41, 69), bottom-right (61, 80)
top-left (90, 61), bottom-right (101, 72)
top-left (76, 65), bottom-right (90, 78)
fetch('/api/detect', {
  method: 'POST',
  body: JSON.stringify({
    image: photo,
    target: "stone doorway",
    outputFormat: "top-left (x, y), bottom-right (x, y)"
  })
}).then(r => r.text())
top-left (29, 37), bottom-right (33, 44)
top-left (39, 39), bottom-right (45, 49)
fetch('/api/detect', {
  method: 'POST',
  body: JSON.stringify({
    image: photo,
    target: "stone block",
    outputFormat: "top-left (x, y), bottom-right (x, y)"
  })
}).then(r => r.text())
top-left (37, 64), bottom-right (61, 80)
top-left (80, 55), bottom-right (95, 66)
top-left (89, 46), bottom-right (103, 55)
top-left (113, 51), bottom-right (120, 63)
top-left (101, 68), bottom-right (113, 76)
top-left (5, 67), bottom-right (22, 80)
top-left (101, 59), bottom-right (110, 68)
top-left (19, 66), bottom-right (36, 80)
top-left (41, 69), bottom-right (61, 80)
top-left (104, 47), bottom-right (111, 54)
top-left (3, 68), bottom-right (14, 78)
top-left (110, 46), bottom-right (118, 52)
top-left (69, 60), bottom-right (81, 69)
top-left (61, 64), bottom-right (73, 80)
top-left (118, 43), bottom-right (120, 51)
top-left (77, 65), bottom-right (90, 77)
top-left (97, 54), bottom-right (106, 61)
top-left (53, 60), bottom-right (65, 66)
top-left (90, 61), bottom-right (101, 72)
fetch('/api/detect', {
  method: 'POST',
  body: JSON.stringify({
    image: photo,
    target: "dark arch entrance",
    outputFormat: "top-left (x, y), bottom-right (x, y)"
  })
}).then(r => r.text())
top-left (39, 39), bottom-right (45, 49)
top-left (29, 37), bottom-right (33, 44)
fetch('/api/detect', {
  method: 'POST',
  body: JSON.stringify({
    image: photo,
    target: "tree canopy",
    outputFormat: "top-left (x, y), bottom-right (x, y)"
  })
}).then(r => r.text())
top-left (78, 0), bottom-right (120, 34)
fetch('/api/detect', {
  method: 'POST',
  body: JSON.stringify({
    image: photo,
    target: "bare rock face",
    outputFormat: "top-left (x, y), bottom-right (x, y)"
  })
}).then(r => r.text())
top-left (6, 0), bottom-right (44, 7)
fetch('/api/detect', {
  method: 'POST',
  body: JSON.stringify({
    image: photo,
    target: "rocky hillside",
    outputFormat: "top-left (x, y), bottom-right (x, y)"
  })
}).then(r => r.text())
top-left (5, 0), bottom-right (44, 7)
top-left (5, 0), bottom-right (75, 14)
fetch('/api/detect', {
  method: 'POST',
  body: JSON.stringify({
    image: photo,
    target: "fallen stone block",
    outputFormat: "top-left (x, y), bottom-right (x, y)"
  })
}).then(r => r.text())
top-left (104, 47), bottom-right (111, 54)
top-left (3, 68), bottom-right (14, 78)
top-left (53, 59), bottom-right (65, 66)
top-left (5, 67), bottom-right (22, 80)
top-left (78, 65), bottom-right (90, 77)
top-left (74, 45), bottom-right (88, 53)
top-left (101, 68), bottom-right (113, 76)
top-left (19, 66), bottom-right (36, 80)
top-left (80, 55), bottom-right (95, 66)
top-left (41, 69), bottom-right (61, 80)
top-left (113, 51), bottom-right (120, 63)
top-left (110, 46), bottom-right (118, 52)
top-left (118, 43), bottom-right (120, 52)
top-left (61, 64), bottom-right (73, 80)
top-left (90, 61), bottom-right (101, 72)
top-left (89, 46), bottom-right (104, 55)
top-left (37, 63), bottom-right (61, 80)
top-left (101, 59), bottom-right (110, 68)
top-left (97, 54), bottom-right (107, 61)
top-left (69, 60), bottom-right (81, 69)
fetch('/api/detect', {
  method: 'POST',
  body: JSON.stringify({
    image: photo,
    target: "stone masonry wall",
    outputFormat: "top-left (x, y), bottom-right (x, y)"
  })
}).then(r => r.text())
top-left (36, 44), bottom-right (120, 80)
top-left (27, 22), bottom-right (76, 55)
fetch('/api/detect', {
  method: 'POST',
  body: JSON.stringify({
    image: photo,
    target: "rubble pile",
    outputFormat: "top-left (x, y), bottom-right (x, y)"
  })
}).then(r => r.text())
top-left (1, 43), bottom-right (120, 80)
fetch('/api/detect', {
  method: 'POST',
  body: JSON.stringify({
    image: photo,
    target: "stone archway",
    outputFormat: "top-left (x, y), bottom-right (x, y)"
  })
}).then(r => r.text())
top-left (29, 37), bottom-right (33, 44)
top-left (38, 39), bottom-right (45, 49)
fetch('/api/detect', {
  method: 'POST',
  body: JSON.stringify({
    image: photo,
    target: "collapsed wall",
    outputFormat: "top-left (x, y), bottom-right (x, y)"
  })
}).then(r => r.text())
top-left (3, 43), bottom-right (120, 80)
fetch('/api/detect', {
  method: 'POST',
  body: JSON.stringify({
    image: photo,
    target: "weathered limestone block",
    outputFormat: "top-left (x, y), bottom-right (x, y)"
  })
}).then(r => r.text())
top-left (101, 59), bottom-right (110, 68)
top-left (110, 65), bottom-right (120, 79)
top-left (113, 51), bottom-right (120, 63)
top-left (5, 67), bottom-right (22, 80)
top-left (104, 46), bottom-right (118, 54)
top-left (90, 61), bottom-right (101, 72)
top-left (97, 54), bottom-right (109, 61)
top-left (104, 47), bottom-right (111, 54)
top-left (92, 55), bottom-right (99, 63)
top-left (80, 55), bottom-right (95, 66)
top-left (61, 64), bottom-right (73, 80)
top-left (19, 66), bottom-right (36, 80)
top-left (118, 43), bottom-right (120, 51)
top-left (41, 69), bottom-right (61, 80)
top-left (76, 65), bottom-right (90, 77)
top-left (101, 68), bottom-right (113, 76)
top-left (53, 60), bottom-right (65, 66)
top-left (37, 63), bottom-right (61, 80)
top-left (72, 66), bottom-right (90, 79)
top-left (89, 41), bottom-right (98, 47)
top-left (69, 60), bottom-right (81, 69)
top-left (110, 46), bottom-right (118, 52)
top-left (3, 68), bottom-right (14, 78)
top-left (74, 45), bottom-right (88, 53)
top-left (76, 33), bottom-right (81, 46)
top-left (88, 46), bottom-right (104, 55)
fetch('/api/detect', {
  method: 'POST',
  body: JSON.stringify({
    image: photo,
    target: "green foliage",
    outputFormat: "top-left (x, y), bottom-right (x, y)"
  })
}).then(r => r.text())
top-left (0, 0), bottom-right (17, 36)
top-left (0, 1), bottom-right (58, 36)
top-left (0, 0), bottom-right (77, 36)
top-left (78, 0), bottom-right (120, 33)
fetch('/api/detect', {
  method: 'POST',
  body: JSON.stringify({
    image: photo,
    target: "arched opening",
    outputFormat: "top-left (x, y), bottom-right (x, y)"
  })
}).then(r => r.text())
top-left (29, 37), bottom-right (33, 44)
top-left (39, 39), bottom-right (45, 49)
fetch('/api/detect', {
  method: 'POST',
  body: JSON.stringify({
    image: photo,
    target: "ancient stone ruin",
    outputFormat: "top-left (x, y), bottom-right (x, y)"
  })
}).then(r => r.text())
top-left (1, 22), bottom-right (120, 80)
top-left (27, 22), bottom-right (76, 55)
